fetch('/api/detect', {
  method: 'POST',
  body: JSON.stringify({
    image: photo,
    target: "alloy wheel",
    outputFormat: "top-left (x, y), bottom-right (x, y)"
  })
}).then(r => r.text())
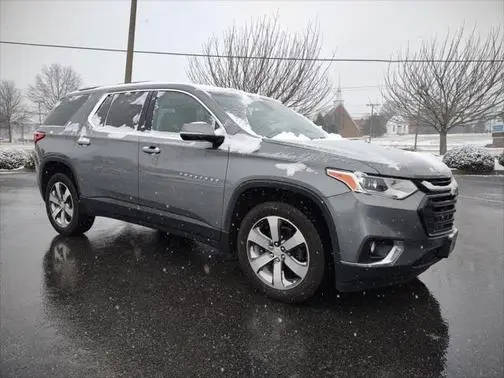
top-left (48, 182), bottom-right (74, 228)
top-left (246, 215), bottom-right (309, 290)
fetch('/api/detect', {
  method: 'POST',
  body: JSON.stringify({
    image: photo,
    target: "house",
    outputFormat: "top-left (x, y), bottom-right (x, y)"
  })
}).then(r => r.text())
top-left (386, 117), bottom-right (409, 135)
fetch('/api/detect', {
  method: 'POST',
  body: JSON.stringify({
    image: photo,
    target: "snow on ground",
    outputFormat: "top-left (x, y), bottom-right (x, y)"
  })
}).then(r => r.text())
top-left (370, 133), bottom-right (501, 155)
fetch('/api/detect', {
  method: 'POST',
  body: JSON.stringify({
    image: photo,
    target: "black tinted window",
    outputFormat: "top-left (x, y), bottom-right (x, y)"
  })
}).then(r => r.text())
top-left (105, 91), bottom-right (148, 129)
top-left (91, 94), bottom-right (113, 127)
top-left (44, 94), bottom-right (90, 126)
top-left (151, 91), bottom-right (213, 133)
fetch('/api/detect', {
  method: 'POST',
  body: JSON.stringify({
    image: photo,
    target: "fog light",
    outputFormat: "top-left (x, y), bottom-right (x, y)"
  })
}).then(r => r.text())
top-left (369, 240), bottom-right (395, 260)
top-left (359, 239), bottom-right (404, 266)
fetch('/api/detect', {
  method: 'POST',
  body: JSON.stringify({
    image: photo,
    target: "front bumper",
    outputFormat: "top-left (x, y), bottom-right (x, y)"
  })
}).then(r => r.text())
top-left (326, 190), bottom-right (458, 292)
top-left (335, 229), bottom-right (457, 292)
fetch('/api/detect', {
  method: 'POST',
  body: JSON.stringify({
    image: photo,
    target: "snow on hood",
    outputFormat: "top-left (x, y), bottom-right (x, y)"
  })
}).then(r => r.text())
top-left (272, 132), bottom-right (311, 142)
top-left (272, 132), bottom-right (342, 143)
top-left (270, 137), bottom-right (452, 178)
top-left (275, 162), bottom-right (316, 176)
top-left (215, 126), bottom-right (262, 154)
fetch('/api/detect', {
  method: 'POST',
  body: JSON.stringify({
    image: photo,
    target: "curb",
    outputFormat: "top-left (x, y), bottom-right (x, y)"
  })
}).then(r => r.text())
top-left (451, 169), bottom-right (504, 176)
top-left (0, 167), bottom-right (35, 174)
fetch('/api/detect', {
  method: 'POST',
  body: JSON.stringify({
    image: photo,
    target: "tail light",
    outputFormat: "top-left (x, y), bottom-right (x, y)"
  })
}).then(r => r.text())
top-left (34, 131), bottom-right (46, 144)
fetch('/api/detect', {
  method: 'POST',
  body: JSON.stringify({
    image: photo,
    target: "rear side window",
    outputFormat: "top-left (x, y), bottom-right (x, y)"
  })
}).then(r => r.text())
top-left (91, 94), bottom-right (114, 127)
top-left (44, 94), bottom-right (90, 126)
top-left (105, 92), bottom-right (148, 129)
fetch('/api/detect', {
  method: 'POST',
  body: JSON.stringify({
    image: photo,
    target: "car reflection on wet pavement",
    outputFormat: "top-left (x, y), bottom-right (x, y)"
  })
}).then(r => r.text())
top-left (41, 231), bottom-right (448, 377)
top-left (1, 173), bottom-right (503, 377)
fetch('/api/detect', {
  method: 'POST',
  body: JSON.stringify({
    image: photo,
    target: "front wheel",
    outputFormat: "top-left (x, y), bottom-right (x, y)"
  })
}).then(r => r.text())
top-left (237, 202), bottom-right (326, 303)
top-left (45, 173), bottom-right (95, 236)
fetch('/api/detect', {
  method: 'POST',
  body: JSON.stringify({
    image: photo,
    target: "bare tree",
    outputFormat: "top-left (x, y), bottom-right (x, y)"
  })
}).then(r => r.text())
top-left (27, 63), bottom-right (82, 114)
top-left (187, 14), bottom-right (333, 116)
top-left (0, 81), bottom-right (28, 142)
top-left (383, 26), bottom-right (504, 154)
top-left (379, 100), bottom-right (396, 124)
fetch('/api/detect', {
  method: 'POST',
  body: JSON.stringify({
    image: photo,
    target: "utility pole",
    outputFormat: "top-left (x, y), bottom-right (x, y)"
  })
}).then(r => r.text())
top-left (124, 0), bottom-right (137, 83)
top-left (366, 103), bottom-right (380, 142)
top-left (414, 106), bottom-right (420, 151)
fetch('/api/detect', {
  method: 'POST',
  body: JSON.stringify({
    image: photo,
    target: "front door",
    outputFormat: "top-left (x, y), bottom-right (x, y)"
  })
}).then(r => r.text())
top-left (138, 90), bottom-right (229, 239)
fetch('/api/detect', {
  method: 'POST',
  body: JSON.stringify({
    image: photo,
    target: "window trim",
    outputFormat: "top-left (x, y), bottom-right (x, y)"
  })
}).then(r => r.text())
top-left (87, 89), bottom-right (224, 137)
top-left (88, 90), bottom-right (151, 131)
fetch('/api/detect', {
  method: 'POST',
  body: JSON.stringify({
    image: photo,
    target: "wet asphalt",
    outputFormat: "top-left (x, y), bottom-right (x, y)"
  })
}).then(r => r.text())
top-left (0, 172), bottom-right (503, 377)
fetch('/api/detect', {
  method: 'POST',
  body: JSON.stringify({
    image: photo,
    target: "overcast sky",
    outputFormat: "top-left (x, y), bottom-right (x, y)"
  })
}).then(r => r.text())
top-left (1, 0), bottom-right (502, 116)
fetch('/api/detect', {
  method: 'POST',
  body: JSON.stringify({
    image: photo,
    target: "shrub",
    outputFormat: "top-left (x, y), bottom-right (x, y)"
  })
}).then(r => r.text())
top-left (24, 150), bottom-right (36, 170)
top-left (443, 145), bottom-right (494, 172)
top-left (498, 151), bottom-right (504, 167)
top-left (0, 148), bottom-right (35, 170)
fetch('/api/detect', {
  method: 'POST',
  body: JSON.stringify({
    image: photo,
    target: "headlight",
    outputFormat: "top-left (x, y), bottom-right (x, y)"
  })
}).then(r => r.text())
top-left (326, 169), bottom-right (418, 199)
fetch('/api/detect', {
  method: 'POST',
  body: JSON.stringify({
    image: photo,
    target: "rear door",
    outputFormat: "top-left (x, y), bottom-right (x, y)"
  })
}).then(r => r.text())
top-left (138, 90), bottom-right (229, 238)
top-left (77, 90), bottom-right (149, 204)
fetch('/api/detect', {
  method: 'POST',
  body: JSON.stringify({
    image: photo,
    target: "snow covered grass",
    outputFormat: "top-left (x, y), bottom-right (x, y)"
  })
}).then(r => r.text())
top-left (0, 144), bottom-right (35, 170)
top-left (371, 133), bottom-right (497, 153)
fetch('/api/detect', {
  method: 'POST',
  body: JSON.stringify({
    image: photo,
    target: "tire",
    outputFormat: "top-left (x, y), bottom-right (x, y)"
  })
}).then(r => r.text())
top-left (45, 173), bottom-right (95, 236)
top-left (237, 201), bottom-right (326, 303)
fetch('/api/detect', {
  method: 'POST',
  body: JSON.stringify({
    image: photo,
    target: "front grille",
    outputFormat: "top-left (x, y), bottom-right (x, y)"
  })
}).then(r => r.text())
top-left (425, 177), bottom-right (452, 186)
top-left (417, 177), bottom-right (457, 236)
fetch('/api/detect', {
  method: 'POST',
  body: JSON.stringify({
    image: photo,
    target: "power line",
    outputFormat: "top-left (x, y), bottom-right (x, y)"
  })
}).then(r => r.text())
top-left (2, 40), bottom-right (503, 63)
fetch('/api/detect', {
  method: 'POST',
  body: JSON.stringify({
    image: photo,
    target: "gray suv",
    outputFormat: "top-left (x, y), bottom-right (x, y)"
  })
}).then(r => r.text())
top-left (35, 82), bottom-right (458, 303)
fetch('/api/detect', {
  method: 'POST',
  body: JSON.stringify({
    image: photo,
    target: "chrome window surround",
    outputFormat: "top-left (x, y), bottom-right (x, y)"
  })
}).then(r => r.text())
top-left (87, 88), bottom-right (226, 138)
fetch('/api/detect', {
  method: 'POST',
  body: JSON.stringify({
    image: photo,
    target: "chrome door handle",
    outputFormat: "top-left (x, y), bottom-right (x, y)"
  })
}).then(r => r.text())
top-left (77, 136), bottom-right (90, 146)
top-left (142, 145), bottom-right (161, 154)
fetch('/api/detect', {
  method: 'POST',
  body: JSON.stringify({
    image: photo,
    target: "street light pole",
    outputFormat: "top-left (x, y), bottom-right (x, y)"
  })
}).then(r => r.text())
top-left (124, 0), bottom-right (137, 83)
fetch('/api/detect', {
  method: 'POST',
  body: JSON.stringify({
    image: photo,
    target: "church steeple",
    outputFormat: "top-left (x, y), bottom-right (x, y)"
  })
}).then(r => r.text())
top-left (334, 75), bottom-right (343, 107)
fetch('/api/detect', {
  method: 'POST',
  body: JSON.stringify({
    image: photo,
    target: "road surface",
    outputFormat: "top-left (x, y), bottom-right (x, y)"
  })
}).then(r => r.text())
top-left (1, 172), bottom-right (502, 377)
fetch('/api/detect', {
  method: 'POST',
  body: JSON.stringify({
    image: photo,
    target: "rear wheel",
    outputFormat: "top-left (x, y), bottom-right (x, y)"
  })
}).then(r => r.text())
top-left (237, 202), bottom-right (326, 303)
top-left (45, 173), bottom-right (95, 236)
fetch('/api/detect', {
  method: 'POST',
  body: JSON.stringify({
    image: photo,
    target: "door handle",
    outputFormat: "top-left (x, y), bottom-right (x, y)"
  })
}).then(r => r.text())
top-left (142, 145), bottom-right (161, 154)
top-left (77, 136), bottom-right (90, 146)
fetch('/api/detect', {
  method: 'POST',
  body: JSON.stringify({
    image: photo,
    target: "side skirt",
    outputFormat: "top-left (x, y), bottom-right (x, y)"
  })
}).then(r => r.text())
top-left (80, 197), bottom-right (229, 250)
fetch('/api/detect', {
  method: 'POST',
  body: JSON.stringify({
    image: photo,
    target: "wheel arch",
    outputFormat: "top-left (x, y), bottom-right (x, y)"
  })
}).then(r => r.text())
top-left (39, 157), bottom-right (80, 200)
top-left (224, 179), bottom-right (340, 262)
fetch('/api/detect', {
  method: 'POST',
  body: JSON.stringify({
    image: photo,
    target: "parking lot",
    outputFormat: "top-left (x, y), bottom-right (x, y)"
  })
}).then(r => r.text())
top-left (1, 172), bottom-right (503, 377)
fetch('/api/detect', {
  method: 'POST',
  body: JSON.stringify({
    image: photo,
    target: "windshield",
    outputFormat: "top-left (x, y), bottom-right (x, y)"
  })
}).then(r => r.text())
top-left (208, 91), bottom-right (328, 139)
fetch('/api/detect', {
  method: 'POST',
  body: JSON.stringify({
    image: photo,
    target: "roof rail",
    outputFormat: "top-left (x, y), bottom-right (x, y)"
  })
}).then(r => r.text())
top-left (119, 80), bottom-right (149, 84)
top-left (78, 86), bottom-right (99, 91)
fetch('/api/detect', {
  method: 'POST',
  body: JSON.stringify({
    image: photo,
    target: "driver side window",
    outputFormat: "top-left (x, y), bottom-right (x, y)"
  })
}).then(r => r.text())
top-left (150, 91), bottom-right (214, 133)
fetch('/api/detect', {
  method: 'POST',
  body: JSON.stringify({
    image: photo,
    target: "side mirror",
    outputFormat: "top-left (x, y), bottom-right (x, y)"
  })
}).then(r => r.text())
top-left (180, 122), bottom-right (224, 148)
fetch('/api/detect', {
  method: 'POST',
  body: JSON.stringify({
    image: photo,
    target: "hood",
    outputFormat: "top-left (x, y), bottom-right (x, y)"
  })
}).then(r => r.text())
top-left (268, 138), bottom-right (452, 178)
